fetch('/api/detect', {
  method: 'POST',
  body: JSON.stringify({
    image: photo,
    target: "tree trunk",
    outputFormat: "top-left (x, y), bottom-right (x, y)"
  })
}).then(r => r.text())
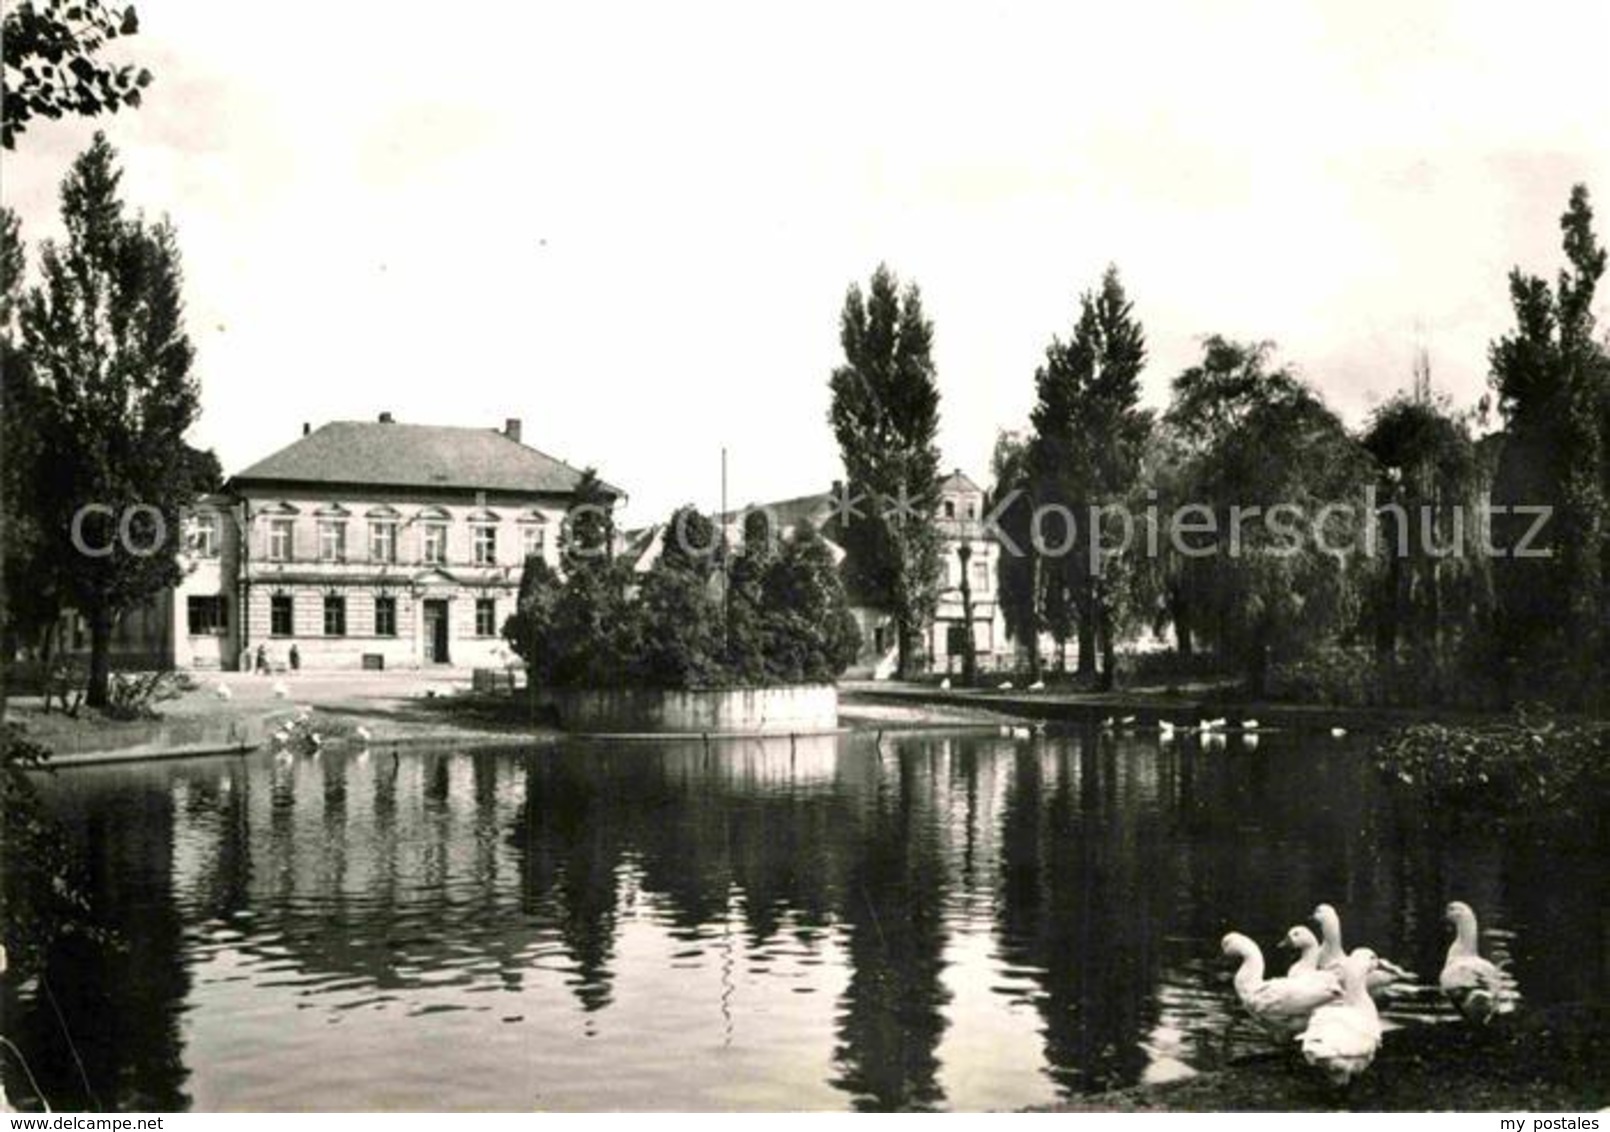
top-left (38, 619), bottom-right (58, 713)
top-left (86, 607), bottom-right (113, 709)
top-left (1097, 604), bottom-right (1116, 691)
top-left (1247, 635), bottom-right (1270, 699)
top-left (959, 575), bottom-right (977, 687)
top-left (895, 620), bottom-right (912, 681)
top-left (1076, 587), bottom-right (1097, 681)
top-left (1171, 590), bottom-right (1193, 659)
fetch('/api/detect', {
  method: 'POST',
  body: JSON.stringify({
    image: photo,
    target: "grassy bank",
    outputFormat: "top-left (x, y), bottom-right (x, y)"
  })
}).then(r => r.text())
top-left (1041, 1007), bottom-right (1610, 1112)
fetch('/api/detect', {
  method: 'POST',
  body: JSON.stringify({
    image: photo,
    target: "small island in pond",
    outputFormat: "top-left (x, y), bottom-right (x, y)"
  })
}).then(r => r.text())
top-left (502, 484), bottom-right (861, 734)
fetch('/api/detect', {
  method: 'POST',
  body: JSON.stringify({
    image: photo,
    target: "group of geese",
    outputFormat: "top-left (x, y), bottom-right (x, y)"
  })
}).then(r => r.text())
top-left (1222, 901), bottom-right (1514, 1086)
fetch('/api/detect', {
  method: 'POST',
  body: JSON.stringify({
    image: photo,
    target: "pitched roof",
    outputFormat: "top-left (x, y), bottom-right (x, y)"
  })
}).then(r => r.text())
top-left (231, 420), bottom-right (620, 496)
top-left (719, 491), bottom-right (836, 534)
top-left (938, 469), bottom-right (983, 494)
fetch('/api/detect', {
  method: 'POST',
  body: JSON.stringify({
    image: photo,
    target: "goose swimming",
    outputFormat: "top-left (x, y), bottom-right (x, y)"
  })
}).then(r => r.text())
top-left (1439, 901), bottom-right (1513, 1024)
top-left (1312, 904), bottom-right (1414, 997)
top-left (1298, 948), bottom-right (1384, 1086)
top-left (1279, 925), bottom-right (1323, 975)
top-left (1221, 932), bottom-right (1342, 1038)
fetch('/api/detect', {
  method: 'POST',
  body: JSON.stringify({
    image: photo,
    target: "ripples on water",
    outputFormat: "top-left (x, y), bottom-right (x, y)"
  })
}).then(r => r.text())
top-left (3, 729), bottom-right (1603, 1111)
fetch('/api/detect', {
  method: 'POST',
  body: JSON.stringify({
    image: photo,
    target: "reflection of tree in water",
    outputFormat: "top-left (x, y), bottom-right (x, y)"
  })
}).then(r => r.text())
top-left (996, 733), bottom-right (1170, 1097)
top-left (830, 742), bottom-right (952, 1111)
top-left (9, 776), bottom-right (192, 1111)
top-left (512, 751), bottom-right (620, 1012)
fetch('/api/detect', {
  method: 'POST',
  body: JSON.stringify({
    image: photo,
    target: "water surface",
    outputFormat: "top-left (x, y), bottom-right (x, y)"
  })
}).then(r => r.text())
top-left (4, 728), bottom-right (1603, 1110)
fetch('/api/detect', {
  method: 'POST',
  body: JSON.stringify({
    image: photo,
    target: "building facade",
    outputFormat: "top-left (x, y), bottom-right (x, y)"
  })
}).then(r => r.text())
top-left (705, 470), bottom-right (1013, 678)
top-left (71, 414), bottom-right (619, 672)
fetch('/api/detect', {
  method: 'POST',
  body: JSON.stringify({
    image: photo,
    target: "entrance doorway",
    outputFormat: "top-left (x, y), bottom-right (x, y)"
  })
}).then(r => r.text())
top-left (423, 599), bottom-right (450, 664)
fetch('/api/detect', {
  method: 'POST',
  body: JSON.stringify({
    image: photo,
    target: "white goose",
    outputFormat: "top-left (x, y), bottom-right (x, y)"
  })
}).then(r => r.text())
top-left (1439, 901), bottom-right (1513, 1024)
top-left (1221, 932), bottom-right (1341, 1038)
top-left (1312, 903), bottom-right (1414, 998)
top-left (1280, 925), bottom-right (1323, 975)
top-left (1298, 948), bottom-right (1384, 1086)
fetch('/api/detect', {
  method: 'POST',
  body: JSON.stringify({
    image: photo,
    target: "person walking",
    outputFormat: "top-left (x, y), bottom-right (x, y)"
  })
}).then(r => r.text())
top-left (255, 643), bottom-right (268, 675)
top-left (289, 644), bottom-right (300, 672)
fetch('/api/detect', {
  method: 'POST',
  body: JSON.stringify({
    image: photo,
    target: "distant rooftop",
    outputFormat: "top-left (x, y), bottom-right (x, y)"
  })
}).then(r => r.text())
top-left (231, 417), bottom-right (621, 496)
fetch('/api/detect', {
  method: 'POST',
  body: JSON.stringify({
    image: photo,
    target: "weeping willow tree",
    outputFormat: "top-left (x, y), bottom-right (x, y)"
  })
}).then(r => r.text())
top-left (1361, 354), bottom-right (1489, 701)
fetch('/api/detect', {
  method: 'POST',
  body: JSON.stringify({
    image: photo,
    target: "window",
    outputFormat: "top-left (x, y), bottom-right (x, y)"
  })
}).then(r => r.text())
top-left (521, 524), bottom-right (546, 561)
top-left (473, 524), bottom-right (497, 565)
top-left (270, 594), bottom-right (293, 636)
top-left (323, 595), bottom-right (346, 636)
top-left (943, 499), bottom-right (956, 519)
top-left (189, 513), bottom-right (219, 557)
top-left (268, 519), bottom-right (293, 561)
top-left (369, 521), bottom-right (397, 564)
top-left (423, 523), bottom-right (448, 565)
top-left (374, 596), bottom-right (397, 637)
top-left (317, 520), bottom-right (346, 563)
top-left (187, 594), bottom-right (227, 635)
top-left (971, 560), bottom-right (990, 593)
top-left (475, 598), bottom-right (496, 637)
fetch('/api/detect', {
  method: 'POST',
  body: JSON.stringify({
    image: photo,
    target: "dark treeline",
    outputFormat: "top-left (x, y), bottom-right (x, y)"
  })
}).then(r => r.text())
top-left (986, 187), bottom-right (1608, 710)
top-left (501, 475), bottom-right (861, 690)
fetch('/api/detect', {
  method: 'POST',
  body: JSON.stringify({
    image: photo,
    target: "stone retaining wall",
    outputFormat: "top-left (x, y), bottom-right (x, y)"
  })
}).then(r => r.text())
top-left (544, 684), bottom-right (838, 735)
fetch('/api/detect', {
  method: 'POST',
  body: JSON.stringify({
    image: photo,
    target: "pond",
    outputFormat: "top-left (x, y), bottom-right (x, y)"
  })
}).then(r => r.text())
top-left (3, 727), bottom-right (1604, 1111)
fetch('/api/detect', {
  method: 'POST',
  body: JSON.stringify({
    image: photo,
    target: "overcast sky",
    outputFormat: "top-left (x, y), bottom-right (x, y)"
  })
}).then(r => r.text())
top-left (6, 0), bottom-right (1609, 525)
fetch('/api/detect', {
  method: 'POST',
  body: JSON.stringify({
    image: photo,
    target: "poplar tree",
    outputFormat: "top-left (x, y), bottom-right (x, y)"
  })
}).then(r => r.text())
top-left (19, 133), bottom-right (214, 707)
top-left (828, 264), bottom-right (943, 678)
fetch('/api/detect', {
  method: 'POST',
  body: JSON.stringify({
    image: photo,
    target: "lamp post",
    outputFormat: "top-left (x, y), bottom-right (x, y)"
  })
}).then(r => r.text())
top-left (956, 541), bottom-right (978, 686)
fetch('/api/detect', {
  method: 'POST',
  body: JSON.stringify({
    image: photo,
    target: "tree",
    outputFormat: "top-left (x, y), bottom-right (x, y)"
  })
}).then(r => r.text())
top-left (761, 521), bottom-right (861, 684)
top-left (1165, 347), bottom-right (1372, 696)
top-left (3, 0), bottom-right (152, 149)
top-left (1488, 184), bottom-right (1608, 704)
top-left (724, 509), bottom-right (778, 683)
top-left (1027, 266), bottom-right (1151, 687)
top-left (502, 553), bottom-right (562, 684)
top-left (1158, 336), bottom-right (1303, 661)
top-left (991, 431), bottom-right (1042, 679)
top-left (828, 264), bottom-right (943, 678)
top-left (636, 505), bottom-right (728, 688)
top-left (19, 134), bottom-right (215, 707)
top-left (1360, 378), bottom-right (1485, 692)
top-left (559, 467), bottom-right (618, 573)
top-left (1, 208), bottom-right (62, 702)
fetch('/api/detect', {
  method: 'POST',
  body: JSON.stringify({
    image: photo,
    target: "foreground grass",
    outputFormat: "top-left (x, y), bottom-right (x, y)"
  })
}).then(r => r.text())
top-left (1042, 1007), bottom-right (1610, 1112)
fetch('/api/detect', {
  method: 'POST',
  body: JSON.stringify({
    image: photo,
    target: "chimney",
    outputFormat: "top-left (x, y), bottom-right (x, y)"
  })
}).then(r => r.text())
top-left (378, 411), bottom-right (393, 423)
top-left (302, 422), bottom-right (310, 436)
top-left (504, 418), bottom-right (522, 444)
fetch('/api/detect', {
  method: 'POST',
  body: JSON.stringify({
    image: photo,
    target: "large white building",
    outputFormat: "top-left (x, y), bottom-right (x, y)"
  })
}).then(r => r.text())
top-left (68, 414), bottom-right (621, 672)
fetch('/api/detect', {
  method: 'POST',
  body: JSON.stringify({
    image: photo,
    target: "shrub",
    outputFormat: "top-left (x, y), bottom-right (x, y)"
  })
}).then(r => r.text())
top-left (101, 669), bottom-right (183, 721)
top-left (1372, 708), bottom-right (1610, 820)
top-left (1, 723), bottom-right (107, 978)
